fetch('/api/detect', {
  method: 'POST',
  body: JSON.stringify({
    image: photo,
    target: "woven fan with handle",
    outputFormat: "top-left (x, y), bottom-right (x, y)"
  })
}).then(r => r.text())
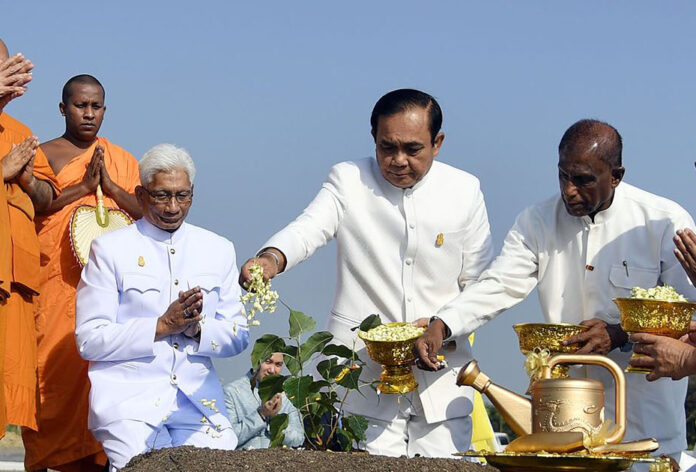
top-left (69, 184), bottom-right (133, 266)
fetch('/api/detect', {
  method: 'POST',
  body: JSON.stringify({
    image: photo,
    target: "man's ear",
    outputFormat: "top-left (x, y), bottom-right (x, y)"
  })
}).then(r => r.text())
top-left (59, 102), bottom-right (65, 116)
top-left (135, 185), bottom-right (147, 206)
top-left (611, 166), bottom-right (625, 188)
top-left (432, 132), bottom-right (445, 157)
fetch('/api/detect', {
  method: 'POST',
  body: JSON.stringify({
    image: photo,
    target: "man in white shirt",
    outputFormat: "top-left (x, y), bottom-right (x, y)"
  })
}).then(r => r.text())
top-left (415, 119), bottom-right (696, 464)
top-left (75, 144), bottom-right (249, 470)
top-left (238, 89), bottom-right (494, 457)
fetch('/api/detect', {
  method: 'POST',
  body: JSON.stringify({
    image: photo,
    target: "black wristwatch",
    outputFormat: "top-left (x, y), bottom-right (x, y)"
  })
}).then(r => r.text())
top-left (429, 316), bottom-right (452, 339)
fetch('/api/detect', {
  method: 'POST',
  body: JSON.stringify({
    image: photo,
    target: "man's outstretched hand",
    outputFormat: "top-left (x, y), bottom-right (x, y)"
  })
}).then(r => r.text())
top-left (414, 319), bottom-right (447, 371)
top-left (631, 332), bottom-right (696, 381)
top-left (238, 249), bottom-right (286, 289)
top-left (563, 318), bottom-right (613, 355)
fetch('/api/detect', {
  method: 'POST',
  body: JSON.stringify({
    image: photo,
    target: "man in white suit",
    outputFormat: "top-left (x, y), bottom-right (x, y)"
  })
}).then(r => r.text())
top-left (239, 89), bottom-right (494, 457)
top-left (415, 119), bottom-right (696, 468)
top-left (75, 143), bottom-right (249, 470)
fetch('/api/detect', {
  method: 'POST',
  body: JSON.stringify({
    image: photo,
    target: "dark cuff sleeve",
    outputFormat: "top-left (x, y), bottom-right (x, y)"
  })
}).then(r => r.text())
top-left (429, 316), bottom-right (452, 339)
top-left (606, 323), bottom-right (628, 351)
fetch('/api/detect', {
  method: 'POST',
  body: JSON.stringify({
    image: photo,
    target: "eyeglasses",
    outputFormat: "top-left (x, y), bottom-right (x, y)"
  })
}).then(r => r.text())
top-left (145, 188), bottom-right (193, 204)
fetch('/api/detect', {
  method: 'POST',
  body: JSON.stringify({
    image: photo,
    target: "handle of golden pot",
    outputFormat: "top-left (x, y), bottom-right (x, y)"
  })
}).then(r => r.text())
top-left (546, 354), bottom-right (626, 444)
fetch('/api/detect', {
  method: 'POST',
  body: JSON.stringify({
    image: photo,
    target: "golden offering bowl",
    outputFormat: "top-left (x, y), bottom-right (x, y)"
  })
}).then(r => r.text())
top-left (614, 297), bottom-right (696, 374)
top-left (514, 322), bottom-right (589, 354)
top-left (514, 323), bottom-right (589, 385)
top-left (358, 322), bottom-right (421, 395)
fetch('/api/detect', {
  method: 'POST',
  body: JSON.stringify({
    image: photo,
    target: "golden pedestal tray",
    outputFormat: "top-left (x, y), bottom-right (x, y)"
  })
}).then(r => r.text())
top-left (457, 451), bottom-right (657, 472)
top-left (614, 297), bottom-right (696, 374)
top-left (358, 322), bottom-right (422, 394)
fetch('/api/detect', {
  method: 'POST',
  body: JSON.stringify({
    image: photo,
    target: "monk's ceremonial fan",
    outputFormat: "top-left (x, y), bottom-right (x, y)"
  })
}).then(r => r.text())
top-left (69, 184), bottom-right (133, 266)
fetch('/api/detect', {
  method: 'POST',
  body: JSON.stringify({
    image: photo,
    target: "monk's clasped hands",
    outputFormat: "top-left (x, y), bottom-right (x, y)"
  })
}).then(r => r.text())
top-left (0, 53), bottom-right (34, 102)
top-left (81, 145), bottom-right (103, 193)
top-left (1, 135), bottom-right (38, 182)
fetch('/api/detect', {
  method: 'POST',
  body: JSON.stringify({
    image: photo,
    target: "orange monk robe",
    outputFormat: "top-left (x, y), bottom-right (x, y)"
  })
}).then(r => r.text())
top-left (0, 113), bottom-right (59, 433)
top-left (22, 136), bottom-right (140, 472)
top-left (0, 151), bottom-right (10, 439)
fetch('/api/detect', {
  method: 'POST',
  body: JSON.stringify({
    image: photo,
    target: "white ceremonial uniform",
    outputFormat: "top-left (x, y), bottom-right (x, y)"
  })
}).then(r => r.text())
top-left (438, 182), bottom-right (696, 460)
top-left (75, 219), bottom-right (249, 469)
top-left (263, 158), bottom-right (494, 457)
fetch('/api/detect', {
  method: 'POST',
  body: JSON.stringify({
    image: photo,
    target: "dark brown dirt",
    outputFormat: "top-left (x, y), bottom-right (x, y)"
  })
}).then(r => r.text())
top-left (122, 446), bottom-right (500, 472)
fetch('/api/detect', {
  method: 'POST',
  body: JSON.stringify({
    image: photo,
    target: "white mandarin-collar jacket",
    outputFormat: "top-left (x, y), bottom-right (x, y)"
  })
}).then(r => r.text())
top-left (264, 158), bottom-right (494, 423)
top-left (438, 182), bottom-right (696, 455)
top-left (76, 219), bottom-right (249, 433)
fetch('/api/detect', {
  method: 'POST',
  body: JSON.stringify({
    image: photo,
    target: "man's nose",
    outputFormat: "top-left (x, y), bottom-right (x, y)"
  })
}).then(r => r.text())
top-left (84, 106), bottom-right (95, 119)
top-left (163, 198), bottom-right (181, 212)
top-left (561, 179), bottom-right (578, 198)
top-left (392, 151), bottom-right (408, 166)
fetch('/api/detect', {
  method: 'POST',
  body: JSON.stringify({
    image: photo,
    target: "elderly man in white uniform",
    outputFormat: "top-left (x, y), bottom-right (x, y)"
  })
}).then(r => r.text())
top-left (416, 119), bottom-right (696, 468)
top-left (239, 89), bottom-right (494, 457)
top-left (75, 144), bottom-right (249, 470)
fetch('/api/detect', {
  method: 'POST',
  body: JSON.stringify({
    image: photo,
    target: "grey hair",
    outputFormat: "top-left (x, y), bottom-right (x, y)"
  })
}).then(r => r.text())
top-left (139, 143), bottom-right (196, 186)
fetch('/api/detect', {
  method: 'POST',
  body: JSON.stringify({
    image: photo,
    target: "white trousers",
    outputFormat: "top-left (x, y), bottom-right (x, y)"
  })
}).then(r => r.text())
top-left (92, 390), bottom-right (237, 470)
top-left (360, 394), bottom-right (472, 458)
top-left (664, 450), bottom-right (696, 472)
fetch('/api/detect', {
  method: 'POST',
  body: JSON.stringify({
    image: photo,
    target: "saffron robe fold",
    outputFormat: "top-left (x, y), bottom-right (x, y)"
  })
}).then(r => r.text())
top-left (22, 137), bottom-right (139, 472)
top-left (0, 113), bottom-right (58, 434)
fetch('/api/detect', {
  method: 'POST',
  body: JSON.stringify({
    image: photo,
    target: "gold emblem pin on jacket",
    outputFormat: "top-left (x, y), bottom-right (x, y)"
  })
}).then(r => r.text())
top-left (435, 233), bottom-right (444, 247)
top-left (138, 256), bottom-right (145, 267)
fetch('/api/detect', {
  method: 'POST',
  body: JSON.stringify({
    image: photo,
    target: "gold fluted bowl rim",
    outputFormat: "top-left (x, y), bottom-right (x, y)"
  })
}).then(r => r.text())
top-left (358, 322), bottom-right (422, 366)
top-left (513, 322), bottom-right (589, 354)
top-left (613, 297), bottom-right (696, 337)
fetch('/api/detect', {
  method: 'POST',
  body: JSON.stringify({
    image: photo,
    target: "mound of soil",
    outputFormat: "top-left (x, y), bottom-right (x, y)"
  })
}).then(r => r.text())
top-left (122, 446), bottom-right (499, 472)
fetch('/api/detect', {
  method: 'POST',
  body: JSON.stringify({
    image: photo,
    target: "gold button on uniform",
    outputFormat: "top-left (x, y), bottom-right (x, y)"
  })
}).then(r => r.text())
top-left (174, 279), bottom-right (179, 285)
top-left (585, 265), bottom-right (594, 271)
top-left (170, 248), bottom-right (176, 255)
top-left (173, 342), bottom-right (179, 349)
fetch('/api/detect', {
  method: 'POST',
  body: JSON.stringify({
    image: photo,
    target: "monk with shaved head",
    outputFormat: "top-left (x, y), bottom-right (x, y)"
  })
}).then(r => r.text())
top-left (20, 74), bottom-right (141, 472)
top-left (416, 118), bottom-right (696, 467)
top-left (0, 39), bottom-right (59, 441)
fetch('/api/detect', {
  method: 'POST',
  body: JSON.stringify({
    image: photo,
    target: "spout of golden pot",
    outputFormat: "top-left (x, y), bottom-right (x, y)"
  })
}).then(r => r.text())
top-left (457, 360), bottom-right (533, 436)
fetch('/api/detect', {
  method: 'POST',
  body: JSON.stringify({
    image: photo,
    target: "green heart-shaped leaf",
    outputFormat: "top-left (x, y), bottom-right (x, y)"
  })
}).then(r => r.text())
top-left (289, 309), bottom-right (316, 338)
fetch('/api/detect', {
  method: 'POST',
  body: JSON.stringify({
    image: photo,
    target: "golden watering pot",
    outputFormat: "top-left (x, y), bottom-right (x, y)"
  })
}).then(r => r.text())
top-left (457, 354), bottom-right (626, 444)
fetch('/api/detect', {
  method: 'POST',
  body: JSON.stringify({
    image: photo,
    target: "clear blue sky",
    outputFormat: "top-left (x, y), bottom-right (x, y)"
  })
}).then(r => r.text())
top-left (4, 1), bottom-right (696, 394)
